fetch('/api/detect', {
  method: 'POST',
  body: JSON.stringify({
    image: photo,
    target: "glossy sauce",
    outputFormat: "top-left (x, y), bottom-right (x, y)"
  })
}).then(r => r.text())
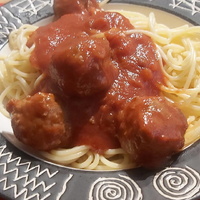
top-left (29, 9), bottom-right (165, 153)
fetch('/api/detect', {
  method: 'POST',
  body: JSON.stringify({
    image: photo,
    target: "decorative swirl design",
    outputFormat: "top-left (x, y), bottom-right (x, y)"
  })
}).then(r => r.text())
top-left (153, 166), bottom-right (200, 200)
top-left (89, 174), bottom-right (143, 200)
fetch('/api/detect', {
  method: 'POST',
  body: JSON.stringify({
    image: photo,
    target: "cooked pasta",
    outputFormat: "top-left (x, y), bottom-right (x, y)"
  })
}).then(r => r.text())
top-left (0, 24), bottom-right (40, 116)
top-left (41, 146), bottom-right (135, 170)
top-left (0, 4), bottom-right (200, 170)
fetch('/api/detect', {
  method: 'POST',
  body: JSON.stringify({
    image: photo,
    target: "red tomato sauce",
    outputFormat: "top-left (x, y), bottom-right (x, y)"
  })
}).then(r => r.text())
top-left (29, 9), bottom-right (165, 153)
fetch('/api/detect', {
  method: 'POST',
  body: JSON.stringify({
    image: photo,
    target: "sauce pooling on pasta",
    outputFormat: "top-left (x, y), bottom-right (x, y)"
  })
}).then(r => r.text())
top-left (7, 0), bottom-right (188, 168)
top-left (29, 3), bottom-right (164, 149)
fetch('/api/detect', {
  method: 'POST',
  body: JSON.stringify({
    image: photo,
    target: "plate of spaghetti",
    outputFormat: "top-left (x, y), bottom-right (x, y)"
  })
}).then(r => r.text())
top-left (0, 0), bottom-right (200, 199)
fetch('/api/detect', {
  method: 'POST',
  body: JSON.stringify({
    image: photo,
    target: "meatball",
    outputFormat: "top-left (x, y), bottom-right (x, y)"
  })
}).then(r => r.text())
top-left (53, 0), bottom-right (99, 18)
top-left (6, 92), bottom-right (70, 151)
top-left (49, 36), bottom-right (118, 97)
top-left (117, 96), bottom-right (188, 168)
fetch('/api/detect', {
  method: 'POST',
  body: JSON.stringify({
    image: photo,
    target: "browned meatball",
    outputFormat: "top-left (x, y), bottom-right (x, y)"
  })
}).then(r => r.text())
top-left (117, 96), bottom-right (188, 168)
top-left (49, 36), bottom-right (118, 97)
top-left (6, 92), bottom-right (70, 151)
top-left (53, 0), bottom-right (99, 18)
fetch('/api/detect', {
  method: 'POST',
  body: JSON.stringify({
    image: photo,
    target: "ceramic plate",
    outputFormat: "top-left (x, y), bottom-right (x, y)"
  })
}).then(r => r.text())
top-left (0, 0), bottom-right (200, 199)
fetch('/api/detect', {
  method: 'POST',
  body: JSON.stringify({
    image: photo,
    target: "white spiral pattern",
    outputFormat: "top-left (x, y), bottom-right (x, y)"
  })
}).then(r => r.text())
top-left (89, 175), bottom-right (142, 200)
top-left (153, 166), bottom-right (200, 200)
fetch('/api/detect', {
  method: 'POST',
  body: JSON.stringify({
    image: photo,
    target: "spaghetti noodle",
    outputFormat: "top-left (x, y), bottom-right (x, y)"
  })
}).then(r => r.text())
top-left (0, 4), bottom-right (200, 170)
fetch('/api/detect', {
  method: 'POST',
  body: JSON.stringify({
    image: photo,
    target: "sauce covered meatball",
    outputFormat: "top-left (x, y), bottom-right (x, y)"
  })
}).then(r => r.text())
top-left (50, 36), bottom-right (118, 97)
top-left (7, 92), bottom-right (70, 151)
top-left (53, 0), bottom-right (99, 18)
top-left (117, 96), bottom-right (188, 168)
